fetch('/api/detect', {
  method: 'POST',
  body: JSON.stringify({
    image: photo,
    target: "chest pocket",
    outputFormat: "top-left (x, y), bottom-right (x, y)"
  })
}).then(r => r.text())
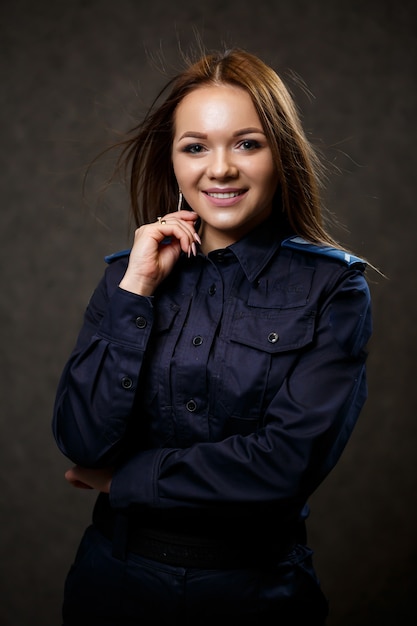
top-left (230, 267), bottom-right (316, 353)
top-left (229, 307), bottom-right (316, 353)
top-left (212, 268), bottom-right (316, 433)
top-left (214, 306), bottom-right (316, 438)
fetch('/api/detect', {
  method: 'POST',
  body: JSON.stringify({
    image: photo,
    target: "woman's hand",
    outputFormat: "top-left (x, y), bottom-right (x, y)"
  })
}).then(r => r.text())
top-left (65, 466), bottom-right (113, 493)
top-left (119, 210), bottom-right (201, 296)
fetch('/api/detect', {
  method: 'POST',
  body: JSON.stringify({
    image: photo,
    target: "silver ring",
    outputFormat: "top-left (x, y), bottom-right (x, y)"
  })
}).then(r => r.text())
top-left (157, 216), bottom-right (167, 225)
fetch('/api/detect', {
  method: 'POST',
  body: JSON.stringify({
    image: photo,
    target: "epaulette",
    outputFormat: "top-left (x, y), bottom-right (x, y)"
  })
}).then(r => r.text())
top-left (104, 249), bottom-right (131, 264)
top-left (281, 236), bottom-right (366, 267)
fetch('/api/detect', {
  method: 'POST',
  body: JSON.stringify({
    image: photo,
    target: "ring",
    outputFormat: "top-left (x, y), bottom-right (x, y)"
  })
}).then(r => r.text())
top-left (157, 216), bottom-right (166, 224)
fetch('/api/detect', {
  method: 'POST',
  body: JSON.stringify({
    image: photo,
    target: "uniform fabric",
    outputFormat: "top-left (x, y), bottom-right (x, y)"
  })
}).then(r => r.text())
top-left (53, 213), bottom-right (372, 624)
top-left (62, 525), bottom-right (328, 626)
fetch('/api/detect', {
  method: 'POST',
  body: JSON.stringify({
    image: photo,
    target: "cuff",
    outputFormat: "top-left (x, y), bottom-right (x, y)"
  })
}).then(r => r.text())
top-left (98, 287), bottom-right (154, 349)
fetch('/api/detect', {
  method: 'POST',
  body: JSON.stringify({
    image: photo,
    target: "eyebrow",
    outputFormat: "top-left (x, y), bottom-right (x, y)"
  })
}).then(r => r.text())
top-left (177, 127), bottom-right (265, 141)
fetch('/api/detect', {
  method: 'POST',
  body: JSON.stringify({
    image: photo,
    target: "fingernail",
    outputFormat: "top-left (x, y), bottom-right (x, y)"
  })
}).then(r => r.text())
top-left (191, 242), bottom-right (197, 257)
top-left (188, 245), bottom-right (191, 258)
top-left (193, 232), bottom-right (201, 245)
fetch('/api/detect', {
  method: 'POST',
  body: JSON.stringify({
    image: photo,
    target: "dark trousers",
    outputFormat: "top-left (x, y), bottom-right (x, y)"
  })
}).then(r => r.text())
top-left (62, 525), bottom-right (328, 625)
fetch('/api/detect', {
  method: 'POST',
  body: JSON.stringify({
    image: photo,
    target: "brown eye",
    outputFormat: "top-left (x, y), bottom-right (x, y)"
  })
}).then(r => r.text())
top-left (184, 144), bottom-right (205, 154)
top-left (239, 139), bottom-right (261, 150)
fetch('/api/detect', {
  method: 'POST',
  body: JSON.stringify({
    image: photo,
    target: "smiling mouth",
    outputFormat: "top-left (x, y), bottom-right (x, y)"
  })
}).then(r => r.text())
top-left (205, 191), bottom-right (244, 199)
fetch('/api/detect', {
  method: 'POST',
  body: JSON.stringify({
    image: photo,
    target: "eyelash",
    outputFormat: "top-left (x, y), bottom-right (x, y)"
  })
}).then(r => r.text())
top-left (182, 139), bottom-right (262, 154)
top-left (238, 139), bottom-right (262, 150)
top-left (183, 144), bottom-right (205, 154)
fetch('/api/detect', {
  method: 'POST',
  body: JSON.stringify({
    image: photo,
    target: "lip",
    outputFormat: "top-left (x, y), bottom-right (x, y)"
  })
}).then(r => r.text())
top-left (203, 188), bottom-right (247, 207)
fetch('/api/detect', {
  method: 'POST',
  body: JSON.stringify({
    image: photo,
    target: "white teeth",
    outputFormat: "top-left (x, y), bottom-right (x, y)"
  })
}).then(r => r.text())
top-left (207, 192), bottom-right (240, 199)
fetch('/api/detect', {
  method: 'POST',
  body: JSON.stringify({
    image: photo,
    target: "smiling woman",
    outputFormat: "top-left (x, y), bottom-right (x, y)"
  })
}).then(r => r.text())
top-left (52, 47), bottom-right (372, 626)
top-left (172, 84), bottom-right (279, 252)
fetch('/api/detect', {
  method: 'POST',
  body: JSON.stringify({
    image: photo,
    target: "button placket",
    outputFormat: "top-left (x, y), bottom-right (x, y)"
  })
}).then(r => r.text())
top-left (173, 258), bottom-right (224, 433)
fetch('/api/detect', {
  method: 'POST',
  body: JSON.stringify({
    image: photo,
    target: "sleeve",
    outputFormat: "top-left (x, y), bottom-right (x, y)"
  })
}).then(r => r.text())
top-left (109, 268), bottom-right (372, 520)
top-left (52, 260), bottom-right (155, 466)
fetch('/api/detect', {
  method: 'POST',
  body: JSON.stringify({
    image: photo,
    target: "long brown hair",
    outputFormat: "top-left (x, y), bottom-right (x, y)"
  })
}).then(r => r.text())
top-left (112, 48), bottom-right (338, 245)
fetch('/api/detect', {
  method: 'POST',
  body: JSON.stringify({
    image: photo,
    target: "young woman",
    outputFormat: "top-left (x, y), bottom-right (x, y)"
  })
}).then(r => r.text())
top-left (53, 48), bottom-right (372, 625)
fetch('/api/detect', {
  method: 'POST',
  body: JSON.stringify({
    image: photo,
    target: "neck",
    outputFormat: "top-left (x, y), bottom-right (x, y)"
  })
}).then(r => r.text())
top-left (198, 224), bottom-right (237, 254)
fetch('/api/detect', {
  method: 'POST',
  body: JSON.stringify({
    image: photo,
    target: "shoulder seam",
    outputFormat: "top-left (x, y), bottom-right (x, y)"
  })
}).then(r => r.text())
top-left (104, 249), bottom-right (131, 264)
top-left (281, 236), bottom-right (366, 268)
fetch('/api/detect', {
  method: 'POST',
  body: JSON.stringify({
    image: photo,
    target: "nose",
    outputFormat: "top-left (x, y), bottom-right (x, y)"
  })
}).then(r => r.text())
top-left (207, 149), bottom-right (238, 180)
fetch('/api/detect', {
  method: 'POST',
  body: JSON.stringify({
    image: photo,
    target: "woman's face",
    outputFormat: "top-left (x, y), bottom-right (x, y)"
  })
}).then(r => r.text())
top-left (172, 84), bottom-right (279, 252)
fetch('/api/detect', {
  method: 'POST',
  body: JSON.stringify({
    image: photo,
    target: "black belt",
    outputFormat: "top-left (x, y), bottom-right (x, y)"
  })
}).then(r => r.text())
top-left (95, 515), bottom-right (298, 569)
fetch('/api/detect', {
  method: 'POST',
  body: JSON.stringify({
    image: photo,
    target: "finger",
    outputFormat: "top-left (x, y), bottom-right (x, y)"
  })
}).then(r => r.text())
top-left (65, 467), bottom-right (79, 482)
top-left (173, 209), bottom-right (198, 222)
top-left (161, 214), bottom-right (201, 244)
top-left (153, 211), bottom-right (192, 226)
top-left (69, 479), bottom-right (93, 489)
top-left (65, 469), bottom-right (93, 489)
top-left (157, 210), bottom-right (198, 230)
top-left (154, 217), bottom-right (200, 255)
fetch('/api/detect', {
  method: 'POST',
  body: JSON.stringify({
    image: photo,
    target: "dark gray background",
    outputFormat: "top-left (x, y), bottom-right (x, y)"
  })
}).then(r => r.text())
top-left (1, 0), bottom-right (416, 624)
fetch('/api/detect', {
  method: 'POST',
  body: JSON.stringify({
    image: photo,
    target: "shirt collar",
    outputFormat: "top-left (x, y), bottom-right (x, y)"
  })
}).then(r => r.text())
top-left (228, 213), bottom-right (293, 282)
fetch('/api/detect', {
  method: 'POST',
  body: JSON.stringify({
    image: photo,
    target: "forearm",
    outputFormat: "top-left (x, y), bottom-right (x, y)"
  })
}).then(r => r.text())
top-left (53, 287), bottom-right (154, 466)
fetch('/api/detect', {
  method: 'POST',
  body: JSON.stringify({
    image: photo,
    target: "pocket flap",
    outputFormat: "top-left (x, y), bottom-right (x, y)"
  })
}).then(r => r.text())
top-left (230, 309), bottom-right (316, 353)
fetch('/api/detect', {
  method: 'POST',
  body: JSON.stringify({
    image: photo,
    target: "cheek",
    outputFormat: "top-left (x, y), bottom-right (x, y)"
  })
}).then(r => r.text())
top-left (171, 156), bottom-right (182, 183)
top-left (174, 160), bottom-right (203, 190)
top-left (261, 160), bottom-right (280, 195)
top-left (249, 161), bottom-right (279, 195)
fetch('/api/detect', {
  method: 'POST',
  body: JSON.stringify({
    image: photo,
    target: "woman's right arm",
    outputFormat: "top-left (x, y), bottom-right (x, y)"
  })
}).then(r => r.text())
top-left (52, 211), bottom-right (199, 467)
top-left (52, 258), bottom-right (155, 467)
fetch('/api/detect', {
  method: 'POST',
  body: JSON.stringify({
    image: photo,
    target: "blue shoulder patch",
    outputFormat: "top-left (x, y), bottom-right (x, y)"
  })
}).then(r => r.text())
top-left (104, 249), bottom-right (131, 264)
top-left (281, 236), bottom-right (366, 267)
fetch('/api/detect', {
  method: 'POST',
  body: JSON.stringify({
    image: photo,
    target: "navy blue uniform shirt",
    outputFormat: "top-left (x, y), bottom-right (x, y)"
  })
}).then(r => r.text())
top-left (53, 215), bottom-right (372, 536)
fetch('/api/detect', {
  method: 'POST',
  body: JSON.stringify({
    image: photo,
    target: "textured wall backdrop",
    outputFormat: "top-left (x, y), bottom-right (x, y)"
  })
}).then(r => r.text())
top-left (1, 0), bottom-right (416, 624)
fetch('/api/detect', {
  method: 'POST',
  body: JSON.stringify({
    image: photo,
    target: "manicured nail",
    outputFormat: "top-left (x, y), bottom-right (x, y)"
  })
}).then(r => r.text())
top-left (187, 245), bottom-right (191, 258)
top-left (191, 242), bottom-right (197, 257)
top-left (193, 232), bottom-right (201, 245)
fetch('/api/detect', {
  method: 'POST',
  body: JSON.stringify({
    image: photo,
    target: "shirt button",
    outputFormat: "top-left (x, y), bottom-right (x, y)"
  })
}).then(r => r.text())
top-left (208, 284), bottom-right (216, 295)
top-left (135, 316), bottom-right (147, 329)
top-left (267, 332), bottom-right (279, 344)
top-left (186, 399), bottom-right (197, 412)
top-left (121, 376), bottom-right (133, 389)
top-left (192, 335), bottom-right (203, 346)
